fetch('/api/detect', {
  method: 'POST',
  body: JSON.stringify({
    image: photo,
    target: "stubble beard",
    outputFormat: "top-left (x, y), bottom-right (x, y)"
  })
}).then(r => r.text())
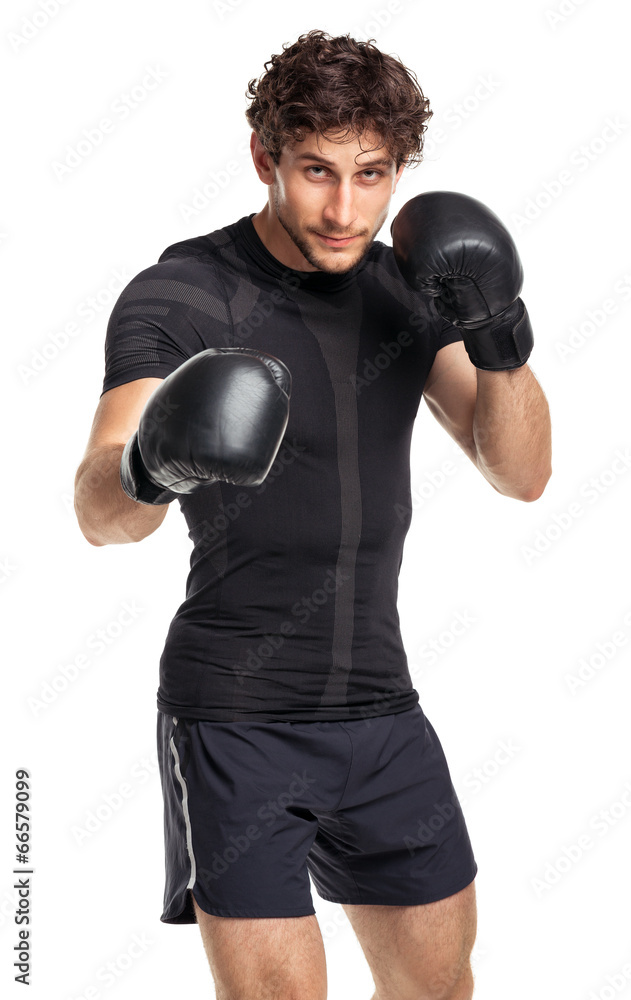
top-left (273, 189), bottom-right (377, 275)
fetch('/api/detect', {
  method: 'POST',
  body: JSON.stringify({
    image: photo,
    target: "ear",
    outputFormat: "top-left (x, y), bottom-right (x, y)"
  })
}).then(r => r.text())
top-left (250, 132), bottom-right (275, 186)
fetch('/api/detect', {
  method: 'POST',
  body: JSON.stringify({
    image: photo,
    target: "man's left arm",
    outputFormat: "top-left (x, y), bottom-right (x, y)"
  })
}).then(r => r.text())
top-left (422, 340), bottom-right (552, 502)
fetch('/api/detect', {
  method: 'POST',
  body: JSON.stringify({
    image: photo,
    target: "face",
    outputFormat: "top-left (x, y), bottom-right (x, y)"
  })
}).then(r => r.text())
top-left (252, 130), bottom-right (406, 274)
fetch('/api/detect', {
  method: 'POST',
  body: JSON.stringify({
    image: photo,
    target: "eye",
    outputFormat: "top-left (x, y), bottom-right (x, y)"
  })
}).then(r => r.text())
top-left (307, 166), bottom-right (328, 177)
top-left (361, 170), bottom-right (382, 180)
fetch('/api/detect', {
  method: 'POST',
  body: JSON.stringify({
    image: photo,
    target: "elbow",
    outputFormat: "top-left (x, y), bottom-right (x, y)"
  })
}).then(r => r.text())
top-left (488, 463), bottom-right (552, 502)
top-left (74, 511), bottom-right (140, 546)
top-left (84, 532), bottom-right (106, 547)
top-left (74, 493), bottom-right (108, 546)
top-left (515, 465), bottom-right (553, 503)
top-left (481, 460), bottom-right (553, 502)
top-left (519, 485), bottom-right (546, 503)
top-left (75, 515), bottom-right (107, 547)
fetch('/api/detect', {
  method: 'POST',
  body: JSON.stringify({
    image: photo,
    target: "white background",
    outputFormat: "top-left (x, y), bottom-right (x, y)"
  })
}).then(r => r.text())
top-left (2, 0), bottom-right (630, 997)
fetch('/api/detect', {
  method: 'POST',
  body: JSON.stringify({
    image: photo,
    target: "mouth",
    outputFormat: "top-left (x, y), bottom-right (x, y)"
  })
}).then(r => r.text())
top-left (315, 232), bottom-right (360, 247)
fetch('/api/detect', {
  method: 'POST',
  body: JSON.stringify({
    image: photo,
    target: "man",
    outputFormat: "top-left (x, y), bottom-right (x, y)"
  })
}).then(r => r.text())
top-left (74, 29), bottom-right (551, 1000)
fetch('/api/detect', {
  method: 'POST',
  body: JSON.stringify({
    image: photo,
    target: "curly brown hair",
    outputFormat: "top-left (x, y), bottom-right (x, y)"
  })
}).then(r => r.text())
top-left (245, 29), bottom-right (432, 169)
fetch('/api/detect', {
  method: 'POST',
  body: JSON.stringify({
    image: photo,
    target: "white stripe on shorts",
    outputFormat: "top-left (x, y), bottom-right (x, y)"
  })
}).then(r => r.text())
top-left (169, 715), bottom-right (197, 890)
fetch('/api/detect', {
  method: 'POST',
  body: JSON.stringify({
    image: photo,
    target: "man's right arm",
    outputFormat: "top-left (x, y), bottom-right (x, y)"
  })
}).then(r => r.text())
top-left (74, 378), bottom-right (170, 547)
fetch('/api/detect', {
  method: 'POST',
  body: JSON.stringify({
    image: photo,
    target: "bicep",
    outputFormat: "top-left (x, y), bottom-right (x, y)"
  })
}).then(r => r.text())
top-left (422, 341), bottom-right (478, 462)
top-left (82, 377), bottom-right (165, 455)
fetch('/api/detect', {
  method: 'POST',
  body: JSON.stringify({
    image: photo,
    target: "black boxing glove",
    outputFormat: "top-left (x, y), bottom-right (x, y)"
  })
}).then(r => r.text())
top-left (391, 190), bottom-right (533, 371)
top-left (120, 348), bottom-right (292, 505)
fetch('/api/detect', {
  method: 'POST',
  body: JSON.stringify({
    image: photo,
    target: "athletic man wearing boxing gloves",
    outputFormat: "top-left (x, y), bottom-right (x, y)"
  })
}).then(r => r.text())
top-left (74, 29), bottom-right (551, 1000)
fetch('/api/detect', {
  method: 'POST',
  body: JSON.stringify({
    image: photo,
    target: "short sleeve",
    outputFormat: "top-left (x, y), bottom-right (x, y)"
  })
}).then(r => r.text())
top-left (101, 256), bottom-right (232, 396)
top-left (433, 310), bottom-right (464, 353)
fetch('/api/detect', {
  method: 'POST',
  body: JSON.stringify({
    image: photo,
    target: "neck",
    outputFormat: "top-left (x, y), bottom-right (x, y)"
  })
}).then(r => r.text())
top-left (251, 203), bottom-right (318, 272)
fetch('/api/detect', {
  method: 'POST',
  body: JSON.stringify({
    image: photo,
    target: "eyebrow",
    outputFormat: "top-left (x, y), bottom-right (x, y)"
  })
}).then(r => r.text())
top-left (293, 152), bottom-right (395, 170)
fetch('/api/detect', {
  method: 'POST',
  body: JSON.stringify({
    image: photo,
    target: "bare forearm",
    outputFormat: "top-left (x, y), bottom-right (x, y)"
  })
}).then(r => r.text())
top-left (74, 444), bottom-right (168, 546)
top-left (473, 364), bottom-right (552, 501)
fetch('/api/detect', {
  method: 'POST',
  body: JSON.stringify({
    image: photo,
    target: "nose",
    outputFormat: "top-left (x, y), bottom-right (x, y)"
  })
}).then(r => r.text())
top-left (322, 180), bottom-right (359, 233)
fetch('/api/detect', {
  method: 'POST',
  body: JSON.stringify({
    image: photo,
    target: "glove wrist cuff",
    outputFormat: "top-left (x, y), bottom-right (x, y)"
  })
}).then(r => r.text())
top-left (460, 298), bottom-right (534, 371)
top-left (120, 433), bottom-right (180, 506)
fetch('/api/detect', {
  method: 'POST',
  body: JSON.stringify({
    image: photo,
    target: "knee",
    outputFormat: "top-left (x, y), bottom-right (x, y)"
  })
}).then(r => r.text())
top-left (216, 987), bottom-right (326, 1000)
top-left (421, 961), bottom-right (474, 1000)
top-left (210, 957), bottom-right (327, 1000)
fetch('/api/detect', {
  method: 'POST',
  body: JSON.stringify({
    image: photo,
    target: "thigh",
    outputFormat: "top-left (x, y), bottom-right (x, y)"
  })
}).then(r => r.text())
top-left (191, 893), bottom-right (327, 1000)
top-left (342, 880), bottom-right (477, 999)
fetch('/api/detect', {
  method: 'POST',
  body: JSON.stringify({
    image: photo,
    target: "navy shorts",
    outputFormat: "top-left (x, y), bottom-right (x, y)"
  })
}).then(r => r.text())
top-left (157, 704), bottom-right (478, 921)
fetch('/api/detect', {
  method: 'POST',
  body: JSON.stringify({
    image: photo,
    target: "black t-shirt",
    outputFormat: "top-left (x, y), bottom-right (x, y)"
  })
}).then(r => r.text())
top-left (102, 214), bottom-right (462, 722)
